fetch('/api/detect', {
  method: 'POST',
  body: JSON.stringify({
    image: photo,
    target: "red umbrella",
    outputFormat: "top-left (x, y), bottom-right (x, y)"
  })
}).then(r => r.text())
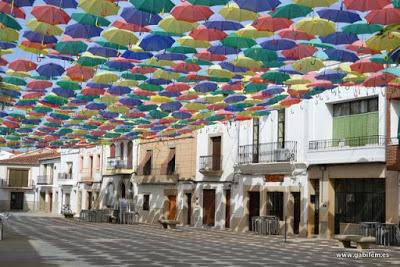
top-left (222, 81), bottom-right (244, 91)
top-left (32, 5), bottom-right (70, 25)
top-left (207, 103), bottom-right (227, 111)
top-left (350, 59), bottom-right (384, 74)
top-left (280, 97), bottom-right (301, 106)
top-left (252, 15), bottom-right (292, 32)
top-left (130, 66), bottom-right (156, 74)
top-left (346, 40), bottom-right (379, 55)
top-left (282, 44), bottom-right (317, 60)
top-left (344, 0), bottom-right (391, 11)
top-left (27, 80), bottom-right (53, 90)
top-left (9, 59), bottom-right (37, 72)
top-left (20, 40), bottom-right (54, 50)
top-left (0, 1), bottom-right (26, 19)
top-left (112, 19), bottom-right (150, 32)
top-left (307, 80), bottom-right (333, 88)
top-left (134, 89), bottom-right (156, 97)
top-left (278, 29), bottom-right (314, 41)
top-left (363, 72), bottom-right (396, 87)
top-left (0, 57), bottom-right (8, 66)
top-left (190, 26), bottom-right (227, 41)
top-left (66, 65), bottom-right (95, 82)
top-left (172, 61), bottom-right (201, 73)
top-left (176, 94), bottom-right (198, 101)
top-left (171, 1), bottom-right (213, 23)
top-left (81, 87), bottom-right (106, 96)
top-left (185, 72), bottom-right (208, 81)
top-left (194, 51), bottom-right (226, 61)
top-left (127, 111), bottom-right (146, 118)
top-left (165, 82), bottom-right (191, 92)
top-left (366, 7), bottom-right (400, 25)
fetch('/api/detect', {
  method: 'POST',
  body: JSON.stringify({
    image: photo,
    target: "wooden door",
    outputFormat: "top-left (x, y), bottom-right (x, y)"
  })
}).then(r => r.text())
top-left (49, 193), bottom-right (53, 213)
top-left (10, 192), bottom-right (24, 210)
top-left (248, 191), bottom-right (260, 231)
top-left (225, 190), bottom-right (231, 228)
top-left (127, 141), bottom-right (133, 169)
top-left (292, 192), bottom-right (300, 234)
top-left (40, 192), bottom-right (46, 211)
top-left (186, 193), bottom-right (192, 225)
top-left (211, 137), bottom-right (221, 171)
top-left (203, 189), bottom-right (215, 226)
top-left (167, 195), bottom-right (176, 220)
top-left (88, 191), bottom-right (92, 210)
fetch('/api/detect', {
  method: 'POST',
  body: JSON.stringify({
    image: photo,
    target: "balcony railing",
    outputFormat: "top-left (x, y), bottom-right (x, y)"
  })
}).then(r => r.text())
top-left (0, 178), bottom-right (32, 188)
top-left (107, 157), bottom-right (132, 169)
top-left (238, 141), bottom-right (297, 165)
top-left (58, 173), bottom-right (72, 180)
top-left (136, 166), bottom-right (179, 176)
top-left (309, 135), bottom-right (386, 151)
top-left (36, 175), bottom-right (53, 185)
top-left (199, 155), bottom-right (222, 171)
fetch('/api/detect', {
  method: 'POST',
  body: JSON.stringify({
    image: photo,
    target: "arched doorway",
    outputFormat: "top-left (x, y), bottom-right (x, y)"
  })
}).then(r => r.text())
top-left (120, 182), bottom-right (126, 199)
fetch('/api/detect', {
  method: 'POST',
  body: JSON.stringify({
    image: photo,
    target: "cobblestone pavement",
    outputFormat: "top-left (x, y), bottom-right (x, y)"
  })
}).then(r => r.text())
top-left (1, 214), bottom-right (399, 267)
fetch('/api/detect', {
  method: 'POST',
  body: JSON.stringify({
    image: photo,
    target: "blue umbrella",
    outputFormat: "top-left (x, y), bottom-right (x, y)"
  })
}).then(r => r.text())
top-left (262, 86), bottom-right (284, 95)
top-left (121, 7), bottom-right (161, 26)
top-left (86, 82), bottom-right (110, 88)
top-left (65, 23), bottom-right (103, 39)
top-left (224, 94), bottom-right (246, 103)
top-left (325, 48), bottom-right (359, 62)
top-left (156, 53), bottom-right (187, 61)
top-left (108, 86), bottom-right (131, 96)
top-left (389, 47), bottom-right (400, 63)
top-left (52, 87), bottom-right (76, 98)
top-left (122, 50), bottom-right (153, 60)
top-left (44, 0), bottom-right (78, 8)
top-left (139, 34), bottom-right (174, 51)
top-left (160, 101), bottom-right (182, 112)
top-left (0, 42), bottom-right (16, 49)
top-left (234, 0), bottom-right (280, 12)
top-left (219, 62), bottom-right (248, 72)
top-left (204, 20), bottom-right (243, 31)
top-left (88, 46), bottom-right (118, 58)
top-left (194, 82), bottom-right (218, 93)
top-left (317, 9), bottom-right (361, 23)
top-left (86, 102), bottom-right (107, 110)
top-left (320, 32), bottom-right (358, 45)
top-left (100, 111), bottom-right (118, 119)
top-left (119, 98), bottom-right (142, 107)
top-left (47, 54), bottom-right (74, 61)
top-left (23, 31), bottom-right (57, 44)
top-left (172, 111), bottom-right (192, 120)
top-left (225, 105), bottom-right (243, 112)
top-left (37, 63), bottom-right (65, 77)
top-left (147, 78), bottom-right (171, 85)
top-left (105, 61), bottom-right (134, 71)
top-left (208, 45), bottom-right (241, 55)
top-left (159, 90), bottom-right (181, 97)
top-left (3, 0), bottom-right (34, 7)
top-left (315, 69), bottom-right (346, 81)
top-left (260, 39), bottom-right (296, 51)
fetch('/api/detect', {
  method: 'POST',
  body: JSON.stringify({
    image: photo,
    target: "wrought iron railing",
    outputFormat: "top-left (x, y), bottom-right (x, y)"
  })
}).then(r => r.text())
top-left (36, 175), bottom-right (53, 185)
top-left (58, 173), bottom-right (72, 180)
top-left (238, 141), bottom-right (297, 165)
top-left (107, 157), bottom-right (132, 169)
top-left (136, 166), bottom-right (179, 176)
top-left (308, 135), bottom-right (386, 151)
top-left (199, 155), bottom-right (223, 171)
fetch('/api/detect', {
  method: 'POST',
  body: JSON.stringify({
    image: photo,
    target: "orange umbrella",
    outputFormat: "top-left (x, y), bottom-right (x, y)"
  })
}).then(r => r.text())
top-left (190, 26), bottom-right (227, 41)
top-left (252, 15), bottom-right (293, 32)
top-left (32, 5), bottom-right (70, 25)
top-left (9, 59), bottom-right (37, 72)
top-left (66, 65), bottom-right (95, 82)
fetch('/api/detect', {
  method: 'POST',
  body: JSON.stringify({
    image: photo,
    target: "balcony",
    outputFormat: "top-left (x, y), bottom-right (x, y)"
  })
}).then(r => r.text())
top-left (199, 155), bottom-right (223, 176)
top-left (36, 175), bottom-right (53, 185)
top-left (135, 166), bottom-right (179, 184)
top-left (0, 178), bottom-right (33, 189)
top-left (58, 173), bottom-right (72, 180)
top-left (79, 168), bottom-right (94, 184)
top-left (237, 141), bottom-right (300, 175)
top-left (308, 135), bottom-right (386, 165)
top-left (104, 157), bottom-right (134, 176)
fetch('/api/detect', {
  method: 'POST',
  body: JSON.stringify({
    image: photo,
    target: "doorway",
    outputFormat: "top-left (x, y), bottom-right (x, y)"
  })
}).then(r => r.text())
top-left (40, 192), bottom-right (45, 211)
top-left (311, 179), bottom-right (320, 235)
top-left (10, 192), bottom-right (24, 210)
top-left (211, 137), bottom-right (221, 171)
top-left (88, 191), bottom-right (92, 210)
top-left (167, 195), bottom-right (176, 220)
top-left (49, 192), bottom-right (53, 213)
top-left (225, 189), bottom-right (231, 228)
top-left (292, 192), bottom-right (301, 234)
top-left (186, 193), bottom-right (192, 225)
top-left (121, 183), bottom-right (126, 199)
top-left (248, 191), bottom-right (260, 231)
top-left (203, 189), bottom-right (215, 226)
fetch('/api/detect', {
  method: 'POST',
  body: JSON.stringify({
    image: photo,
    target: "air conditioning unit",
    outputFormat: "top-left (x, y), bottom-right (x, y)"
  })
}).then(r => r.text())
top-left (274, 148), bottom-right (290, 162)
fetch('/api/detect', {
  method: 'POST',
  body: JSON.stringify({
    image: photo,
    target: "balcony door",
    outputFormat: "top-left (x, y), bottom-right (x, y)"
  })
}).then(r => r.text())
top-left (10, 192), bottom-right (24, 210)
top-left (248, 191), bottom-right (260, 231)
top-left (127, 141), bottom-right (133, 169)
top-left (211, 137), bottom-right (221, 171)
top-left (203, 189), bottom-right (215, 226)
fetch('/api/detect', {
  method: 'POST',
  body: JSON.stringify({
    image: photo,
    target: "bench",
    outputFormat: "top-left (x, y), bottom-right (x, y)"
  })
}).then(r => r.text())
top-left (335, 235), bottom-right (376, 250)
top-left (159, 219), bottom-right (179, 229)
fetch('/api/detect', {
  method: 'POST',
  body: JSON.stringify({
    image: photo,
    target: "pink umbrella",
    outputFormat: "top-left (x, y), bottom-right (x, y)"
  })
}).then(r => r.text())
top-left (344, 0), bottom-right (391, 11)
top-left (278, 29), bottom-right (314, 41)
top-left (307, 80), bottom-right (333, 88)
top-left (346, 40), bottom-right (379, 55)
top-left (363, 72), bottom-right (396, 87)
top-left (282, 44), bottom-right (317, 60)
top-left (252, 15), bottom-right (292, 32)
top-left (350, 59), bottom-right (384, 74)
top-left (366, 6), bottom-right (400, 25)
top-left (27, 80), bottom-right (53, 90)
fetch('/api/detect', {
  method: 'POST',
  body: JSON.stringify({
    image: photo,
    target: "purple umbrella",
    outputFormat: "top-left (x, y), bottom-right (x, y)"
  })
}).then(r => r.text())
top-left (208, 45), bottom-right (241, 55)
top-left (65, 23), bottom-right (103, 39)
top-left (220, 62), bottom-right (248, 72)
top-left (159, 90), bottom-right (181, 97)
top-left (108, 86), bottom-right (131, 96)
top-left (278, 65), bottom-right (302, 75)
top-left (325, 48), bottom-right (359, 62)
top-left (147, 78), bottom-right (171, 85)
top-left (315, 69), bottom-right (346, 81)
top-left (260, 39), bottom-right (296, 51)
top-left (172, 111), bottom-right (192, 120)
top-left (122, 50), bottom-right (153, 60)
top-left (320, 32), bottom-right (358, 45)
top-left (119, 98), bottom-right (143, 107)
top-left (23, 31), bottom-right (57, 44)
top-left (160, 101), bottom-right (182, 112)
top-left (37, 63), bottom-right (65, 77)
top-left (234, 0), bottom-right (281, 12)
top-left (139, 34), bottom-right (174, 51)
top-left (52, 87), bottom-right (76, 98)
top-left (194, 82), bottom-right (218, 93)
top-left (86, 102), bottom-right (107, 110)
top-left (204, 20), bottom-right (243, 31)
top-left (262, 86), bottom-right (284, 96)
top-left (105, 61), bottom-right (134, 71)
top-left (3, 0), bottom-right (34, 7)
top-left (317, 9), bottom-right (361, 23)
top-left (224, 94), bottom-right (246, 103)
top-left (121, 7), bottom-right (162, 26)
top-left (100, 111), bottom-right (119, 119)
top-left (156, 53), bottom-right (187, 61)
top-left (44, 0), bottom-right (78, 8)
top-left (88, 46), bottom-right (118, 58)
top-left (86, 82), bottom-right (110, 88)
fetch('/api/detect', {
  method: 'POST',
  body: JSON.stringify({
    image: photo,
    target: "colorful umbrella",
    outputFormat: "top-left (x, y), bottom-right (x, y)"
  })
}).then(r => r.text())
top-left (343, 0), bottom-right (391, 11)
top-left (296, 17), bottom-right (336, 36)
top-left (271, 4), bottom-right (312, 19)
top-left (102, 27), bottom-right (138, 46)
top-left (294, 0), bottom-right (337, 8)
top-left (171, 2), bottom-right (213, 23)
top-left (219, 3), bottom-right (258, 21)
top-left (32, 5), bottom-right (70, 25)
top-left (131, 0), bottom-right (175, 13)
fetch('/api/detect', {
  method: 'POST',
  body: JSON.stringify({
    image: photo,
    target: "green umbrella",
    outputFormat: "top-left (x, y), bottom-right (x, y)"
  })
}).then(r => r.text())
top-left (139, 83), bottom-right (163, 91)
top-left (343, 23), bottom-right (383, 35)
top-left (33, 106), bottom-right (53, 113)
top-left (245, 83), bottom-right (267, 93)
top-left (55, 41), bottom-right (88, 55)
top-left (71, 12), bottom-right (111, 27)
top-left (185, 58), bottom-right (213, 66)
top-left (149, 109), bottom-right (169, 119)
top-left (187, 0), bottom-right (229, 6)
top-left (43, 95), bottom-right (67, 105)
top-left (383, 67), bottom-right (400, 77)
top-left (370, 54), bottom-right (394, 64)
top-left (205, 115), bottom-right (225, 121)
top-left (300, 39), bottom-right (335, 49)
top-left (261, 71), bottom-right (290, 84)
top-left (221, 34), bottom-right (256, 49)
top-left (57, 80), bottom-right (81, 91)
top-left (104, 132), bottom-right (121, 139)
top-left (209, 76), bottom-right (231, 82)
top-left (244, 47), bottom-right (278, 61)
top-left (77, 53), bottom-right (107, 67)
top-left (254, 110), bottom-right (271, 117)
top-left (95, 38), bottom-right (127, 50)
top-left (261, 60), bottom-right (285, 68)
top-left (271, 4), bottom-right (312, 19)
top-left (121, 72), bottom-right (147, 81)
top-left (266, 94), bottom-right (288, 105)
top-left (130, 0), bottom-right (175, 13)
top-left (0, 13), bottom-right (22, 30)
top-left (393, 0), bottom-right (400, 8)
top-left (3, 76), bottom-right (26, 86)
top-left (167, 46), bottom-right (197, 54)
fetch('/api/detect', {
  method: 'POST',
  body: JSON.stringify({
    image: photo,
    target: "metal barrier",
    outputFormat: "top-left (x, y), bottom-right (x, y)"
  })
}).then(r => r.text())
top-left (361, 222), bottom-right (400, 246)
top-left (251, 216), bottom-right (280, 235)
top-left (79, 209), bottom-right (138, 224)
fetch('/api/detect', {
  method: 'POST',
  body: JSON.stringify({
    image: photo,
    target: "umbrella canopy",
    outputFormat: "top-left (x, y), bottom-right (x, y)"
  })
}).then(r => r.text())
top-left (121, 7), bottom-right (161, 26)
top-left (32, 5), bottom-right (70, 25)
top-left (171, 2), bottom-right (213, 22)
top-left (219, 3), bottom-right (258, 21)
top-left (131, 0), bottom-right (175, 13)
top-left (294, 0), bottom-right (337, 8)
top-left (140, 34), bottom-right (175, 51)
top-left (65, 23), bottom-right (103, 38)
top-left (252, 15), bottom-right (293, 32)
top-left (295, 17), bottom-right (336, 36)
top-left (79, 0), bottom-right (120, 17)
top-left (37, 63), bottom-right (65, 77)
top-left (0, 12), bottom-right (22, 30)
top-left (271, 4), bottom-right (312, 19)
top-left (234, 0), bottom-right (280, 12)
top-left (26, 19), bottom-right (63, 36)
top-left (55, 41), bottom-right (88, 55)
top-left (102, 27), bottom-right (139, 46)
top-left (159, 16), bottom-right (198, 34)
top-left (0, 2), bottom-right (26, 19)
top-left (366, 32), bottom-right (400, 51)
top-left (9, 59), bottom-right (37, 72)
top-left (366, 8), bottom-right (400, 25)
top-left (44, 0), bottom-right (78, 8)
top-left (343, 0), bottom-right (391, 11)
top-left (317, 8), bottom-right (361, 23)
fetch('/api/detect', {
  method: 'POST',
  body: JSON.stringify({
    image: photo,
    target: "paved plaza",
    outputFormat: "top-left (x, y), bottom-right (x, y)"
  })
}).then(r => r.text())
top-left (0, 214), bottom-right (399, 267)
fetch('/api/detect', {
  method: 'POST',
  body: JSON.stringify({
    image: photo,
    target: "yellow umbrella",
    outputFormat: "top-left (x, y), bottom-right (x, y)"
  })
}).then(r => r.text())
top-left (150, 95), bottom-right (173, 103)
top-left (18, 44), bottom-right (48, 55)
top-left (232, 56), bottom-right (263, 70)
top-left (285, 75), bottom-right (311, 85)
top-left (98, 95), bottom-right (118, 104)
top-left (0, 24), bottom-right (19, 42)
top-left (238, 110), bottom-right (254, 116)
top-left (78, 110), bottom-right (98, 117)
top-left (344, 73), bottom-right (366, 83)
top-left (294, 0), bottom-right (337, 8)
top-left (114, 80), bottom-right (138, 87)
top-left (219, 3), bottom-right (258, 22)
top-left (0, 49), bottom-right (14, 56)
top-left (26, 19), bottom-right (63, 36)
top-left (159, 16), bottom-right (198, 34)
top-left (154, 69), bottom-right (180, 80)
top-left (366, 32), bottom-right (400, 52)
top-left (292, 57), bottom-right (325, 73)
top-left (102, 27), bottom-right (138, 46)
top-left (145, 57), bottom-right (174, 67)
top-left (338, 63), bottom-right (351, 73)
top-left (108, 104), bottom-right (129, 114)
top-left (5, 70), bottom-right (31, 78)
top-left (208, 66), bottom-right (234, 79)
top-left (192, 111), bottom-right (212, 119)
top-left (91, 72), bottom-right (119, 83)
top-left (79, 0), bottom-right (119, 17)
top-left (129, 45), bottom-right (144, 52)
top-left (296, 17), bottom-right (336, 37)
top-left (185, 102), bottom-right (207, 111)
top-left (201, 96), bottom-right (225, 104)
top-left (177, 36), bottom-right (210, 48)
top-left (236, 25), bottom-right (273, 39)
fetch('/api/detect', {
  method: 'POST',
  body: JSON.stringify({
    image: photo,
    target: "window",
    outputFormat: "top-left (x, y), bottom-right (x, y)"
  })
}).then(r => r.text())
top-left (110, 143), bottom-right (116, 158)
top-left (96, 155), bottom-right (101, 170)
top-left (278, 109), bottom-right (285, 147)
top-left (143, 150), bottom-right (152, 175)
top-left (89, 155), bottom-right (93, 176)
top-left (166, 148), bottom-right (176, 175)
top-left (79, 156), bottom-right (83, 171)
top-left (143, 194), bottom-right (150, 211)
top-left (120, 143), bottom-right (124, 160)
top-left (64, 193), bottom-right (70, 206)
top-left (67, 162), bottom-right (73, 178)
top-left (252, 118), bottom-right (260, 163)
top-left (333, 98), bottom-right (378, 117)
top-left (268, 192), bottom-right (284, 220)
top-left (8, 169), bottom-right (29, 187)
